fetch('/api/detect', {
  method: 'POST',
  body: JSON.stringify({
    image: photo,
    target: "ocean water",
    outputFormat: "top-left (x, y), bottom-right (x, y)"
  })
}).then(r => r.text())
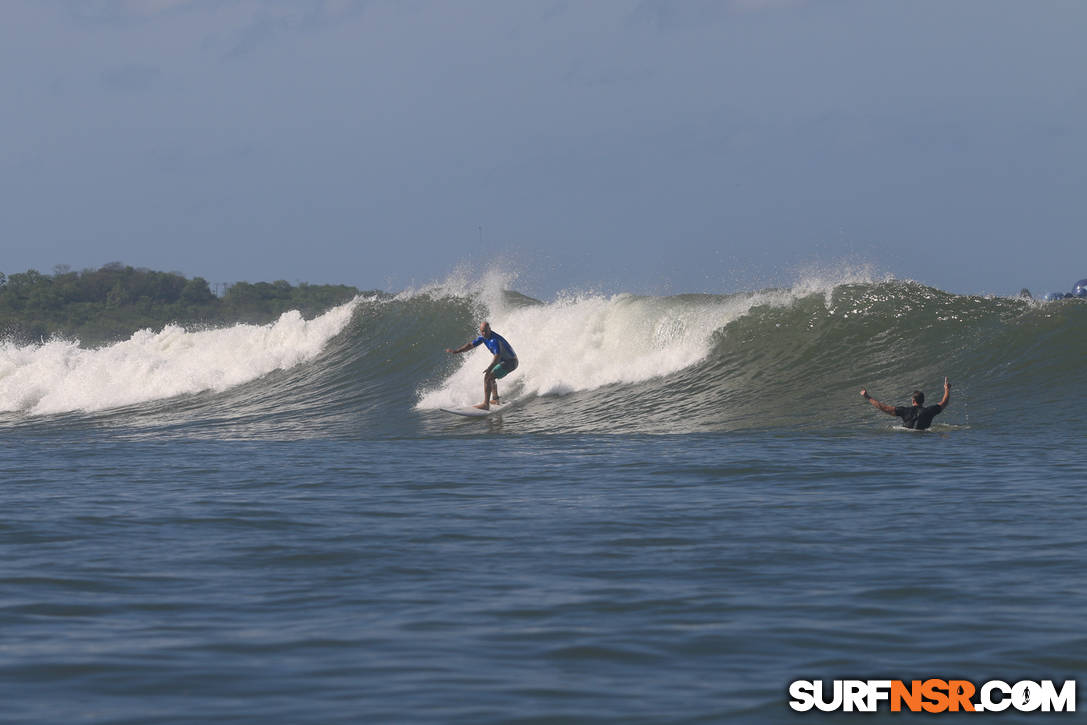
top-left (2, 274), bottom-right (1085, 723)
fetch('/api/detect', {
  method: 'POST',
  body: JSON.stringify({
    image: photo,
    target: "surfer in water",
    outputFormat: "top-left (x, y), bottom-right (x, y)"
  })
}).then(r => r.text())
top-left (860, 377), bottom-right (951, 430)
top-left (446, 322), bottom-right (518, 410)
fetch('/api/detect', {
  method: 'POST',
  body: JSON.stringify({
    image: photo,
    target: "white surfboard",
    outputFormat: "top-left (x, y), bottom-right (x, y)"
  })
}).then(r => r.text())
top-left (440, 403), bottom-right (504, 417)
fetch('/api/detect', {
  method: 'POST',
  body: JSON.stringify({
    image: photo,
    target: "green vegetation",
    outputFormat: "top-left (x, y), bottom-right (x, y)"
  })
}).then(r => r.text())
top-left (0, 263), bottom-right (367, 346)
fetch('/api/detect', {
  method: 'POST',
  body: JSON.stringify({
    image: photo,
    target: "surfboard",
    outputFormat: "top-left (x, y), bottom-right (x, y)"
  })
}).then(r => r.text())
top-left (440, 403), bottom-right (503, 417)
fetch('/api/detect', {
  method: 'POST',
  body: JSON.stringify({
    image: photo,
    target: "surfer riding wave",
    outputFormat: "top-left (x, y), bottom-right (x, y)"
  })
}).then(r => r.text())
top-left (445, 321), bottom-right (518, 410)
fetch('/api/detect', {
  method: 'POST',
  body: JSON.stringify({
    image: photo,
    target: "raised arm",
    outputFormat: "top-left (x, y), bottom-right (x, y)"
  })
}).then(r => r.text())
top-left (860, 388), bottom-right (896, 415)
top-left (937, 377), bottom-right (951, 409)
top-left (446, 341), bottom-right (475, 354)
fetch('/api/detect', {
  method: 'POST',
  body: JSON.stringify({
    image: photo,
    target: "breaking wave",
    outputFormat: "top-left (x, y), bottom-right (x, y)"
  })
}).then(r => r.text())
top-left (2, 269), bottom-right (1084, 437)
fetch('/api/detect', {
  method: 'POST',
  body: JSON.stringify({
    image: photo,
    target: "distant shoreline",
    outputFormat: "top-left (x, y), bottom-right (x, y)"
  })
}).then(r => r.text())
top-left (0, 263), bottom-right (369, 347)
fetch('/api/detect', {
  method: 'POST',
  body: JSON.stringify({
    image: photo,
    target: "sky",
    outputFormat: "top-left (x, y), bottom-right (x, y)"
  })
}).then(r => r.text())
top-left (2, 0), bottom-right (1085, 298)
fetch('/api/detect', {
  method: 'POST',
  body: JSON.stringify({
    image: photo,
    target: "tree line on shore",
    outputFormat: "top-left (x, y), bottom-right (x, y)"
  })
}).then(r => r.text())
top-left (0, 263), bottom-right (367, 346)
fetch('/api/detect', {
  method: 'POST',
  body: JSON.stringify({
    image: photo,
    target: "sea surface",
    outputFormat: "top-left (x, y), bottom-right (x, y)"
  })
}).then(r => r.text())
top-left (2, 275), bottom-right (1085, 723)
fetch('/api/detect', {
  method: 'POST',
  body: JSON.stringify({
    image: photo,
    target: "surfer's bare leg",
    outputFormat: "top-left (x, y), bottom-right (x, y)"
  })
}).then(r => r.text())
top-left (491, 379), bottom-right (500, 405)
top-left (475, 370), bottom-right (494, 410)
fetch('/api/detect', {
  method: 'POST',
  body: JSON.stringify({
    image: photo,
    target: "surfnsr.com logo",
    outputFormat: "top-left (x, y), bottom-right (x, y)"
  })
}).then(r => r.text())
top-left (789, 679), bottom-right (1076, 713)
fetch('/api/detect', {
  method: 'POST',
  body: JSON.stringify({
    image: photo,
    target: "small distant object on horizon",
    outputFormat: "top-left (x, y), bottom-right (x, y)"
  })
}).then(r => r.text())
top-left (1042, 278), bottom-right (1087, 302)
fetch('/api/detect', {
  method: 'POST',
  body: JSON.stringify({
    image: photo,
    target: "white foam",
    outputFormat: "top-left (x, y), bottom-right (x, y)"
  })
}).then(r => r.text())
top-left (416, 267), bottom-right (882, 409)
top-left (0, 299), bottom-right (360, 416)
top-left (395, 266), bottom-right (518, 306)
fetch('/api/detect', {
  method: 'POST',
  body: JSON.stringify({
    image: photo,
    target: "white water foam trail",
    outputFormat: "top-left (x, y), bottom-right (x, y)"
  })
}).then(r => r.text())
top-left (0, 298), bottom-right (360, 416)
top-left (417, 267), bottom-right (882, 409)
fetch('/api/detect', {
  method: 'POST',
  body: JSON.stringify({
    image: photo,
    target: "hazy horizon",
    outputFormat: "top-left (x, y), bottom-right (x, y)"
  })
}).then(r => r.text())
top-left (3, 0), bottom-right (1085, 298)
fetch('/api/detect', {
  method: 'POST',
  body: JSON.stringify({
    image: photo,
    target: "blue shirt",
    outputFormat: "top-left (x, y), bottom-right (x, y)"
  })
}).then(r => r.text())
top-left (472, 331), bottom-right (517, 361)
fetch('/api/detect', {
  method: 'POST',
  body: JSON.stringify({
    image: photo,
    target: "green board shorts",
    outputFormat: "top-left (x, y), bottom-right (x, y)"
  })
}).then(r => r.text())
top-left (489, 358), bottom-right (519, 379)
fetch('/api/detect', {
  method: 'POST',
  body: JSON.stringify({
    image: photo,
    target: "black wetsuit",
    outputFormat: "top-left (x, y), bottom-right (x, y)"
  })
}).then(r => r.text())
top-left (894, 404), bottom-right (944, 430)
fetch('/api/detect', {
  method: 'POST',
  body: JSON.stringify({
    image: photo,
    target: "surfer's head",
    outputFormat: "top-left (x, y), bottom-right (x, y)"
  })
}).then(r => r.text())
top-left (479, 321), bottom-right (491, 338)
top-left (911, 390), bottom-right (925, 406)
